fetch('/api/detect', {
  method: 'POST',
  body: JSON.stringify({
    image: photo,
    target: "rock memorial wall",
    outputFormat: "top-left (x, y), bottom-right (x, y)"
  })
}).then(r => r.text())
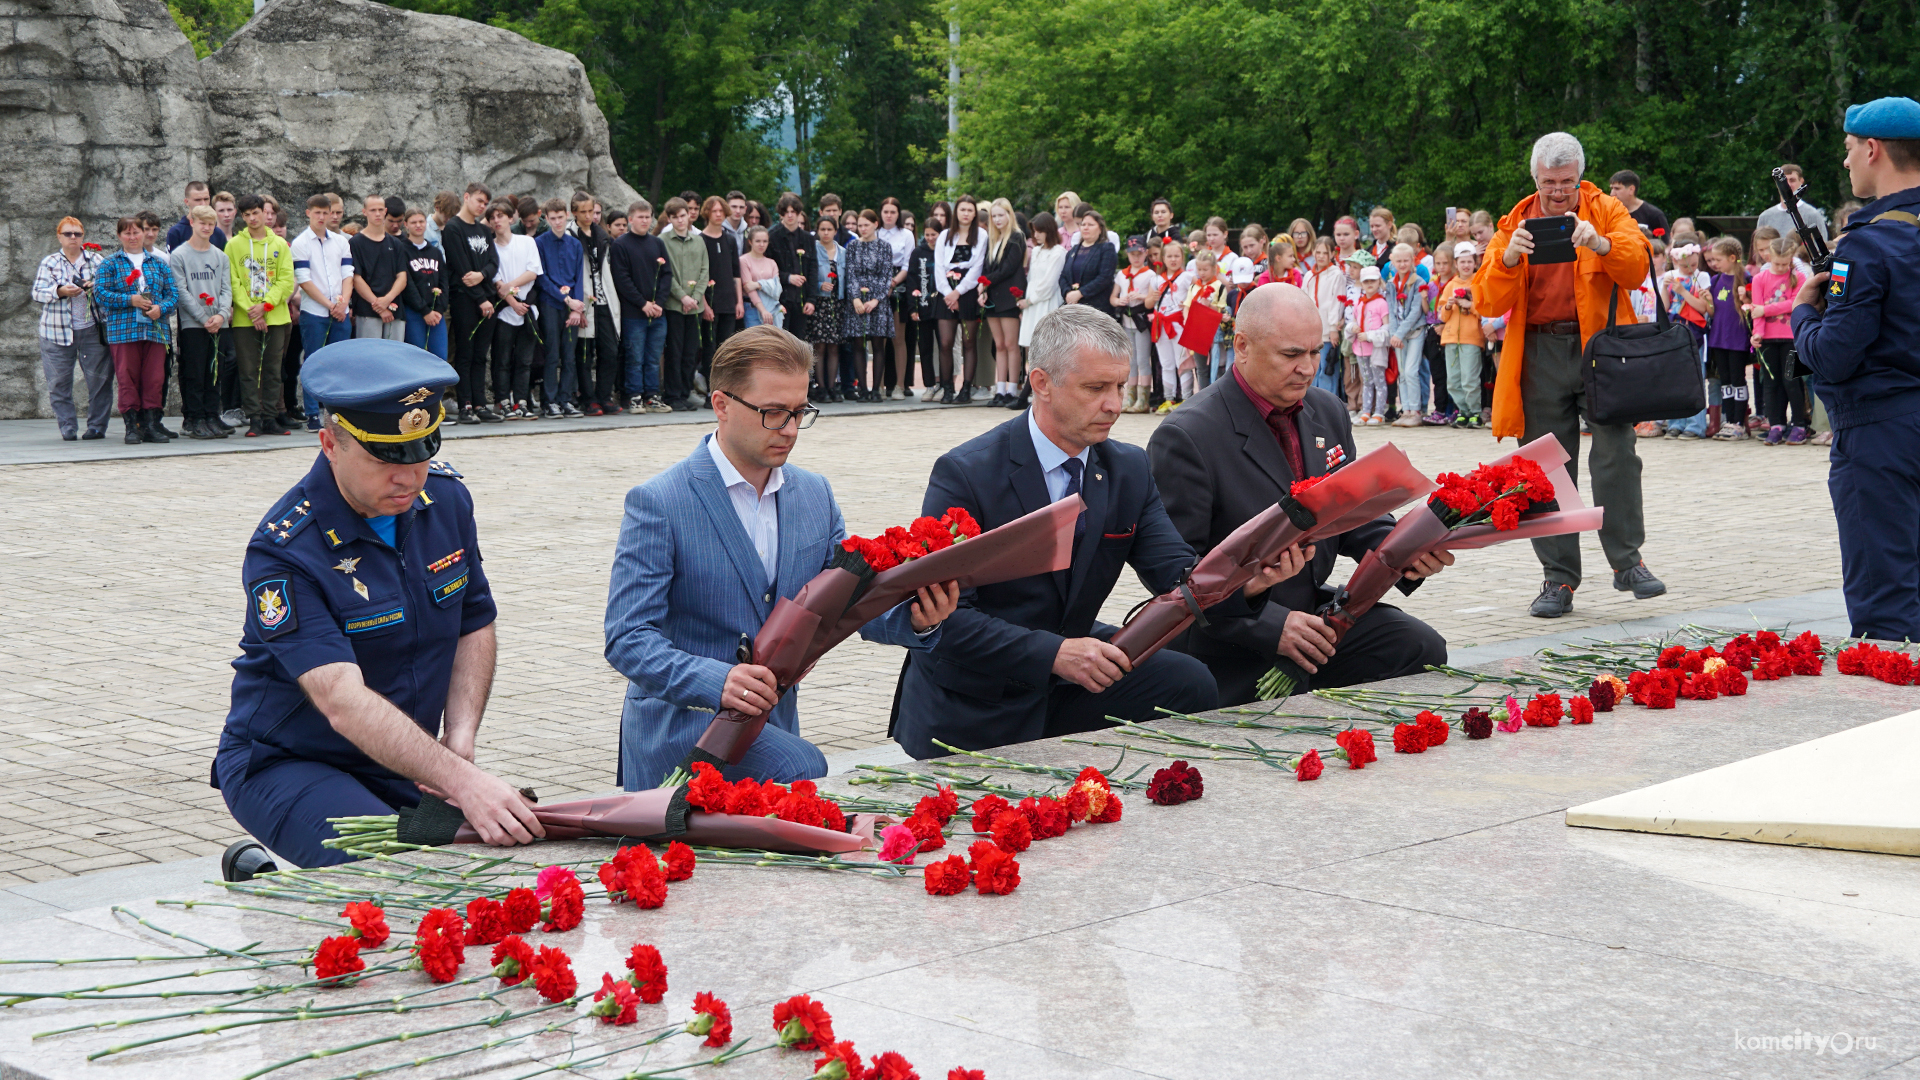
top-left (0, 0), bottom-right (641, 418)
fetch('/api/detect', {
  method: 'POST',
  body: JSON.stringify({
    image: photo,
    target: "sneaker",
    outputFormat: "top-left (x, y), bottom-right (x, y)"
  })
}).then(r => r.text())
top-left (1711, 424), bottom-right (1746, 441)
top-left (645, 397), bottom-right (673, 414)
top-left (1365, 414), bottom-right (1384, 427)
top-left (1673, 427), bottom-right (1701, 440)
top-left (220, 407), bottom-right (247, 428)
top-left (461, 406), bottom-right (480, 424)
top-left (1812, 430), bottom-right (1832, 446)
top-left (582, 402), bottom-right (603, 416)
top-left (1390, 414), bottom-right (1421, 428)
top-left (1155, 399), bottom-right (1176, 414)
top-left (1633, 421), bottom-right (1662, 438)
top-left (1764, 425), bottom-right (1785, 445)
top-left (1785, 426), bottom-right (1809, 445)
top-left (545, 402), bottom-right (562, 418)
top-left (1529, 581), bottom-right (1575, 618)
top-left (306, 416), bottom-right (322, 432)
top-left (476, 406), bottom-right (505, 423)
top-left (628, 395), bottom-right (648, 413)
top-left (1613, 561), bottom-right (1666, 599)
top-left (1421, 410), bottom-right (1449, 426)
top-left (920, 386), bottom-right (940, 403)
top-left (1747, 416), bottom-right (1769, 433)
top-left (1452, 414), bottom-right (1474, 429)
top-left (562, 402), bottom-right (583, 417)
top-left (672, 398), bottom-right (698, 412)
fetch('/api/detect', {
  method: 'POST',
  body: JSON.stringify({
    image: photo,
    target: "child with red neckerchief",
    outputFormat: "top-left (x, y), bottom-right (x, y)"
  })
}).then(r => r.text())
top-left (1151, 241), bottom-right (1193, 413)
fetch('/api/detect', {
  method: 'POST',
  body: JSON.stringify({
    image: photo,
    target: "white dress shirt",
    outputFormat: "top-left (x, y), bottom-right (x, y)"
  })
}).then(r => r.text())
top-left (1027, 407), bottom-right (1089, 503)
top-left (708, 434), bottom-right (783, 582)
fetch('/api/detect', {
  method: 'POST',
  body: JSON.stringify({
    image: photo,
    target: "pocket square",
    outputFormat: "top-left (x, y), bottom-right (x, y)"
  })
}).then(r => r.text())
top-left (1102, 527), bottom-right (1136, 540)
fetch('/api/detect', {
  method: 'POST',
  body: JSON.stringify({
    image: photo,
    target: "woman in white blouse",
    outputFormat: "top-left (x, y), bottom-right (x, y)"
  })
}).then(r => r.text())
top-left (932, 195), bottom-right (984, 404)
top-left (876, 197), bottom-right (916, 399)
top-left (1018, 212), bottom-right (1065, 350)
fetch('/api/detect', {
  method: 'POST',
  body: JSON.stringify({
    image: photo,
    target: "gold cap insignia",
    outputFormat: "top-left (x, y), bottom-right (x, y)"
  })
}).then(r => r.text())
top-left (399, 408), bottom-right (432, 434)
top-left (400, 387), bottom-right (435, 405)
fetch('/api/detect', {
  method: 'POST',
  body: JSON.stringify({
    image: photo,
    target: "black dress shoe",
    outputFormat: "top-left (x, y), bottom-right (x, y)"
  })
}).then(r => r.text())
top-left (940, 387), bottom-right (955, 404)
top-left (187, 419), bottom-right (220, 440)
top-left (81, 428), bottom-right (105, 440)
top-left (208, 414), bottom-right (234, 434)
top-left (956, 387), bottom-right (973, 404)
top-left (1007, 391), bottom-right (1029, 410)
top-left (221, 839), bottom-right (279, 882)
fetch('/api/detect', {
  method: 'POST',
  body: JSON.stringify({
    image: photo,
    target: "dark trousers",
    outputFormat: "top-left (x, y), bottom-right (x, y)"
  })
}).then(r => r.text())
top-left (1426, 330), bottom-right (1455, 415)
top-left (587, 305), bottom-right (620, 405)
top-left (449, 295), bottom-right (494, 408)
top-left (177, 326), bottom-right (218, 421)
top-left (1709, 346), bottom-right (1751, 423)
top-left (217, 750), bottom-right (420, 869)
top-left (494, 317), bottom-right (539, 404)
top-left (663, 309), bottom-right (701, 401)
top-left (1829, 411), bottom-right (1920, 642)
top-left (912, 315), bottom-right (938, 386)
top-left (1197, 604), bottom-right (1448, 707)
top-left (541, 303), bottom-right (576, 407)
top-left (1520, 331), bottom-right (1645, 588)
top-left (700, 310), bottom-right (737, 391)
top-left (1756, 340), bottom-right (1809, 428)
top-left (233, 323), bottom-right (287, 420)
top-left (217, 326), bottom-right (238, 413)
top-left (280, 319), bottom-right (304, 416)
top-left (1043, 647), bottom-right (1218, 737)
top-left (110, 340), bottom-right (166, 413)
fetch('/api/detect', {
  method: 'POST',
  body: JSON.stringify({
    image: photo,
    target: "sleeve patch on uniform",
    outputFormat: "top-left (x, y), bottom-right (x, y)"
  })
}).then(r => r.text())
top-left (251, 578), bottom-right (297, 638)
top-left (1829, 261), bottom-right (1849, 298)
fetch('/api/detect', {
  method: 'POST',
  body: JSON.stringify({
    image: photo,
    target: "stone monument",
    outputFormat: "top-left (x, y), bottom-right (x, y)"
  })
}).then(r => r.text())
top-left (0, 0), bottom-right (641, 419)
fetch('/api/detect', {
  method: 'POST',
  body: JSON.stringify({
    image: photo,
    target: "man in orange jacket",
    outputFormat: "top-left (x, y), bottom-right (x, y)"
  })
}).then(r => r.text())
top-left (1474, 132), bottom-right (1664, 619)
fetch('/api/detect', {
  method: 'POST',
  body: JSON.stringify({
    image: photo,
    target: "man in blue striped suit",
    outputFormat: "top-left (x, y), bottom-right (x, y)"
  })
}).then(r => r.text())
top-left (605, 325), bottom-right (958, 789)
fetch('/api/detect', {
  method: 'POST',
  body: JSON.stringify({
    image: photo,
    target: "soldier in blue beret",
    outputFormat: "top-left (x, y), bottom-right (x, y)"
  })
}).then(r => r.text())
top-left (1792, 96), bottom-right (1920, 642)
top-left (214, 338), bottom-right (543, 879)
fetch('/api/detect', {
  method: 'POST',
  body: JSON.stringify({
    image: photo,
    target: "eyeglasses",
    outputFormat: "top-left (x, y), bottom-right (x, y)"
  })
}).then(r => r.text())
top-left (1535, 179), bottom-right (1580, 193)
top-left (60, 231), bottom-right (84, 238)
top-left (722, 390), bottom-right (819, 430)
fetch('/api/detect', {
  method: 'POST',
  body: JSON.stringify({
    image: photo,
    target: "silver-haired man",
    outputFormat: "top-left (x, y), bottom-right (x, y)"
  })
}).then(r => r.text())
top-left (889, 305), bottom-right (1296, 756)
top-left (1475, 131), bottom-right (1662, 619)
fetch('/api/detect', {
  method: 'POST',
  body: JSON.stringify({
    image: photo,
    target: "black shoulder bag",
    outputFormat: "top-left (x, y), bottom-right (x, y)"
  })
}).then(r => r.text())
top-left (1581, 272), bottom-right (1703, 426)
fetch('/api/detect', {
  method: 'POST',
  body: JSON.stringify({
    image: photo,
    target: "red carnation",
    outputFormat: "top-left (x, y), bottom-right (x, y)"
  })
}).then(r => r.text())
top-left (1837, 643), bottom-right (1876, 675)
top-left (1657, 645), bottom-right (1687, 670)
top-left (903, 810), bottom-right (947, 852)
top-left (1588, 678), bottom-right (1619, 712)
top-left (591, 972), bottom-right (640, 1024)
top-left (1717, 665), bottom-right (1750, 695)
top-left (490, 935), bottom-right (534, 984)
top-left (813, 1040), bottom-right (866, 1080)
top-left (990, 810), bottom-right (1032, 853)
top-left (1070, 766), bottom-right (1123, 823)
top-left (940, 506), bottom-right (982, 539)
top-left (1294, 748), bottom-right (1324, 781)
top-left (529, 944), bottom-right (577, 1002)
top-left (1335, 727), bottom-right (1376, 767)
top-left (1146, 760), bottom-right (1205, 803)
top-left (948, 1071), bottom-right (986, 1080)
top-left (689, 991), bottom-right (733, 1046)
top-left (1290, 475), bottom-right (1325, 498)
top-left (663, 841), bottom-right (696, 881)
top-left (1757, 631), bottom-right (1782, 650)
top-left (625, 942), bottom-right (668, 1003)
top-left (916, 786), bottom-right (959, 824)
top-left (313, 935), bottom-right (364, 984)
top-left (910, 516), bottom-right (954, 552)
top-left (968, 840), bottom-right (1021, 895)
top-left (1752, 651), bottom-right (1790, 680)
top-left (1788, 631), bottom-right (1822, 657)
top-left (725, 777), bottom-right (773, 817)
top-left (1019, 795), bottom-right (1071, 839)
top-left (1489, 500), bottom-right (1520, 531)
top-left (684, 760), bottom-right (730, 811)
top-left (869, 1051), bottom-right (920, 1080)
top-left (1522, 693), bottom-right (1562, 727)
top-left (1392, 722), bottom-right (1428, 753)
top-left (502, 888), bottom-right (541, 933)
top-left (343, 900), bottom-right (390, 946)
top-left (466, 895), bottom-right (509, 945)
top-left (1569, 696), bottom-right (1594, 724)
top-left (1875, 652), bottom-right (1915, 686)
top-left (1415, 709), bottom-right (1450, 745)
top-left (1059, 785), bottom-right (1090, 821)
top-left (199, 292), bottom-right (216, 305)
top-left (923, 854), bottom-right (971, 896)
top-left (1789, 649), bottom-right (1825, 676)
top-left (542, 873), bottom-right (585, 932)
top-left (969, 794), bottom-right (1010, 833)
top-left (1461, 707), bottom-right (1493, 739)
top-left (413, 907), bottom-right (465, 982)
top-left (774, 994), bottom-right (836, 1049)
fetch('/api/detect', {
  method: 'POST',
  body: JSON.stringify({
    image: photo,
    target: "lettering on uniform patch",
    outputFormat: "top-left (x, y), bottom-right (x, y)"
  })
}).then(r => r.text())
top-left (251, 578), bottom-right (296, 638)
top-left (343, 607), bottom-right (406, 634)
top-left (433, 572), bottom-right (469, 604)
top-left (1829, 261), bottom-right (1850, 299)
top-left (426, 548), bottom-right (465, 574)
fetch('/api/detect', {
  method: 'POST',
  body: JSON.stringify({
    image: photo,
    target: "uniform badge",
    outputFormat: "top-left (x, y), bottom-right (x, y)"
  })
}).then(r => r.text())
top-left (1326, 445), bottom-right (1347, 471)
top-left (1315, 437), bottom-right (1326, 449)
top-left (427, 548), bottom-right (465, 574)
top-left (400, 387), bottom-right (435, 405)
top-left (399, 408), bottom-right (432, 434)
top-left (1829, 261), bottom-right (1849, 299)
top-left (251, 578), bottom-right (296, 638)
top-left (332, 557), bottom-right (360, 575)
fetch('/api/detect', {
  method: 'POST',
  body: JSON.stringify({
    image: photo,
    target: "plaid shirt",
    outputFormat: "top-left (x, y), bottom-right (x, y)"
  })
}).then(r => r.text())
top-left (31, 249), bottom-right (103, 346)
top-left (94, 250), bottom-right (178, 346)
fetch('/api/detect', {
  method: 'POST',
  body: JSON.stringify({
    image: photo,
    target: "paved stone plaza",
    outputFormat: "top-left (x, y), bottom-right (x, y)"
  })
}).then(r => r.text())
top-left (0, 406), bottom-right (1844, 885)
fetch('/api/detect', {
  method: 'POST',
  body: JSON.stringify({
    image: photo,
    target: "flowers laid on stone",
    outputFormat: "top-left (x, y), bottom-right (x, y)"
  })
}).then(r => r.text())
top-left (1146, 760), bottom-right (1204, 803)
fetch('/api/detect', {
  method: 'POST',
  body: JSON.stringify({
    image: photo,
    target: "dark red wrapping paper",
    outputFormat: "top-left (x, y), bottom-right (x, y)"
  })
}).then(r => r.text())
top-left (1107, 443), bottom-right (1438, 663)
top-left (447, 789), bottom-right (877, 854)
top-left (691, 495), bottom-right (1086, 767)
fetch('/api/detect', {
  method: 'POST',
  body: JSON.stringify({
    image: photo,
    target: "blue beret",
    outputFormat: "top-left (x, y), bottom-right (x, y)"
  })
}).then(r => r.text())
top-left (1844, 96), bottom-right (1920, 140)
top-left (300, 339), bottom-right (457, 463)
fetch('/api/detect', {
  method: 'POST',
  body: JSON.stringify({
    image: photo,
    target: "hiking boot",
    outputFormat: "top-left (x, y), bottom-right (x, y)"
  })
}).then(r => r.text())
top-left (1613, 562), bottom-right (1666, 600)
top-left (1530, 581), bottom-right (1575, 618)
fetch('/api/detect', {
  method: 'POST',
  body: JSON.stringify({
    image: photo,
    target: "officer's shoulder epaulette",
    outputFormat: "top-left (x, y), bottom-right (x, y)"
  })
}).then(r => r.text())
top-left (427, 460), bottom-right (465, 480)
top-left (256, 490), bottom-right (317, 547)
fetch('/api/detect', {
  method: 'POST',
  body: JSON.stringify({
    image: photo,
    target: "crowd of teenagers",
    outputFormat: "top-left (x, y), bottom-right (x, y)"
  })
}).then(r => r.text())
top-left (33, 167), bottom-right (1858, 447)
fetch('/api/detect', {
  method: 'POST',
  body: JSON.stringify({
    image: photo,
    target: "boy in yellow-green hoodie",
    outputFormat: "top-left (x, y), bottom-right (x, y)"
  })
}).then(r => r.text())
top-left (227, 194), bottom-right (297, 436)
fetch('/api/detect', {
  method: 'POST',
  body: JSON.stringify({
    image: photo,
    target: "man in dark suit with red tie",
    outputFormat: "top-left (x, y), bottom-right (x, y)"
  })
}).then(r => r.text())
top-left (891, 305), bottom-right (1297, 758)
top-left (1149, 284), bottom-right (1452, 706)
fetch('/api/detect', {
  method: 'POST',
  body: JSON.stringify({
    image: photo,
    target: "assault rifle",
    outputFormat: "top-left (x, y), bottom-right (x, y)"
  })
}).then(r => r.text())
top-left (1772, 167), bottom-right (1833, 274)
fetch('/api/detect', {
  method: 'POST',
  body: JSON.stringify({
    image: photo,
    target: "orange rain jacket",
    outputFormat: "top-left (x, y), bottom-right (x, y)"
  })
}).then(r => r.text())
top-left (1472, 181), bottom-right (1650, 439)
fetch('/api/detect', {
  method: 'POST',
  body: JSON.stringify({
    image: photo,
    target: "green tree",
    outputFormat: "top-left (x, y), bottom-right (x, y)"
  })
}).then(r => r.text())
top-left (168, 0), bottom-right (253, 57)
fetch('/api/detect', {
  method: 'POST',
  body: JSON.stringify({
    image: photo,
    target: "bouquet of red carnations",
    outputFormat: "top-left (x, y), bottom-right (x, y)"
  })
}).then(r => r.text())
top-left (1108, 443), bottom-right (1438, 663)
top-left (1316, 434), bottom-right (1605, 642)
top-left (686, 496), bottom-right (1085, 771)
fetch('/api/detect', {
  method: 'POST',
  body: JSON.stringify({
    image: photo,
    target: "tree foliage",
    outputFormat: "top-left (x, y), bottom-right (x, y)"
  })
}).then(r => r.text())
top-left (169, 0), bottom-right (253, 57)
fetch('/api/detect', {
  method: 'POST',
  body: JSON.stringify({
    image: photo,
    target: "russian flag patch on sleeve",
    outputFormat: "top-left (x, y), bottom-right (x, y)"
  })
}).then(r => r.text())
top-left (1829, 261), bottom-right (1850, 299)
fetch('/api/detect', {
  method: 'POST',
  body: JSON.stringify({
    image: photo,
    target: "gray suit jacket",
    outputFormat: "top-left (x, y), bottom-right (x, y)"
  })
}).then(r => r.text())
top-left (1146, 376), bottom-right (1415, 663)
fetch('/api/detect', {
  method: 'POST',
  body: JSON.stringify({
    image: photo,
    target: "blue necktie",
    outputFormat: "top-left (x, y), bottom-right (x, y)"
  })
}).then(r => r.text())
top-left (1062, 457), bottom-right (1085, 543)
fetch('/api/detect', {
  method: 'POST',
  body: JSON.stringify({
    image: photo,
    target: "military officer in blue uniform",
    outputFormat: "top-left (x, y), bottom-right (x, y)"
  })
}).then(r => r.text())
top-left (215, 338), bottom-right (543, 879)
top-left (1792, 96), bottom-right (1920, 643)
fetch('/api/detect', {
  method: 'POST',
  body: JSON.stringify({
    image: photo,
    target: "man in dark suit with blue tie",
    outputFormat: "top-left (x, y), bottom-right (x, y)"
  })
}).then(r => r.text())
top-left (891, 305), bottom-right (1296, 757)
